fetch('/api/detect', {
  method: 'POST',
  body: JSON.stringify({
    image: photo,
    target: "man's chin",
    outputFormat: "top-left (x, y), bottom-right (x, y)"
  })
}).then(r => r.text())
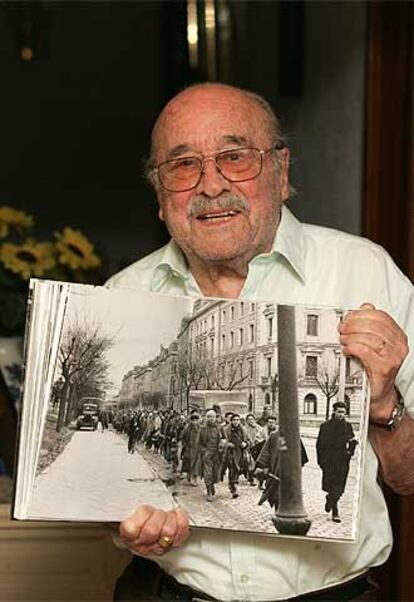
top-left (192, 247), bottom-right (249, 264)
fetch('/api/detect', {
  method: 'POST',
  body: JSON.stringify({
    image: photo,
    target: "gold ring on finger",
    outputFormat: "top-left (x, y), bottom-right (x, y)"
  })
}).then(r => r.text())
top-left (158, 535), bottom-right (174, 549)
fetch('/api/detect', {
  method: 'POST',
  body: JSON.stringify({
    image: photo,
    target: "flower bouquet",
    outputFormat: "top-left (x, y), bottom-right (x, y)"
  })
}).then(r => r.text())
top-left (0, 206), bottom-right (102, 337)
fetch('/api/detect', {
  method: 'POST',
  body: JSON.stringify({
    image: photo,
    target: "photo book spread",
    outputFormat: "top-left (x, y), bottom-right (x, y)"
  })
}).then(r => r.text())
top-left (13, 279), bottom-right (369, 542)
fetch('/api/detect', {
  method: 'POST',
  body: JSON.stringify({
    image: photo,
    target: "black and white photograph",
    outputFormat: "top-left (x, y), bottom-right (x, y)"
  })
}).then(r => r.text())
top-left (15, 281), bottom-right (368, 542)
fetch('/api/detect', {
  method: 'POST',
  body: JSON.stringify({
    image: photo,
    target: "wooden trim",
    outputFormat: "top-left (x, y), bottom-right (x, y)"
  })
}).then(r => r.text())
top-left (363, 1), bottom-right (412, 271)
top-left (363, 3), bottom-right (414, 601)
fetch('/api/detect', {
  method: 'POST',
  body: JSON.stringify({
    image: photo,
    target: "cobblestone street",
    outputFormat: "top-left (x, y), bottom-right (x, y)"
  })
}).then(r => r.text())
top-left (132, 435), bottom-right (360, 541)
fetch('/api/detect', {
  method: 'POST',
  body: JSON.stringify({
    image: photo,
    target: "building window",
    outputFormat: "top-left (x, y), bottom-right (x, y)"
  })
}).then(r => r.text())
top-left (268, 317), bottom-right (273, 339)
top-left (307, 314), bottom-right (319, 336)
top-left (211, 315), bottom-right (215, 329)
top-left (267, 356), bottom-right (272, 377)
top-left (305, 356), bottom-right (318, 377)
top-left (210, 337), bottom-right (215, 353)
top-left (222, 309), bottom-right (226, 323)
top-left (220, 363), bottom-right (225, 381)
top-left (344, 394), bottom-right (351, 415)
top-left (230, 331), bottom-right (234, 348)
top-left (227, 362), bottom-right (233, 381)
top-left (240, 302), bottom-right (244, 317)
top-left (251, 303), bottom-right (255, 312)
top-left (345, 357), bottom-right (351, 379)
top-left (231, 306), bottom-right (235, 321)
top-left (304, 393), bottom-right (317, 414)
top-left (250, 323), bottom-right (255, 343)
top-left (239, 328), bottom-right (244, 346)
top-left (249, 359), bottom-right (254, 378)
top-left (222, 333), bottom-right (226, 350)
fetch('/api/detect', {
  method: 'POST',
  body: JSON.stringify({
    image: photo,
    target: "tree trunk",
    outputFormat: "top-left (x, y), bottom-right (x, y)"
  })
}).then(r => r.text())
top-left (56, 380), bottom-right (70, 432)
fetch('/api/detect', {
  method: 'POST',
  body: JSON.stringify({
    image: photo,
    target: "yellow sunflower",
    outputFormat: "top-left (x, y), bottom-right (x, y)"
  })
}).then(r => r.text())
top-left (55, 227), bottom-right (101, 270)
top-left (0, 206), bottom-right (33, 239)
top-left (0, 240), bottom-right (56, 280)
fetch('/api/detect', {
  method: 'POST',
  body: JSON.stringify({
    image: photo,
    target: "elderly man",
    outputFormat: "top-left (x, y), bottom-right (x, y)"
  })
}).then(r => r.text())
top-left (109, 83), bottom-right (414, 602)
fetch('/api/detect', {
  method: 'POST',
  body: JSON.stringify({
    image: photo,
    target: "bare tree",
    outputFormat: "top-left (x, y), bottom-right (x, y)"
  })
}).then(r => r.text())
top-left (315, 350), bottom-right (340, 420)
top-left (202, 355), bottom-right (250, 391)
top-left (56, 316), bottom-right (114, 431)
top-left (178, 343), bottom-right (205, 412)
top-left (64, 354), bottom-right (113, 425)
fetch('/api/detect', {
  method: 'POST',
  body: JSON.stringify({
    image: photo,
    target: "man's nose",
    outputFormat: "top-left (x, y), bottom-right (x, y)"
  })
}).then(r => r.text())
top-left (195, 157), bottom-right (232, 197)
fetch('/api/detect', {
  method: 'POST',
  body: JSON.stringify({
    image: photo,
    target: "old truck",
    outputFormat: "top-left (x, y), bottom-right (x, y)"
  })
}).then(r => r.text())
top-left (188, 390), bottom-right (249, 418)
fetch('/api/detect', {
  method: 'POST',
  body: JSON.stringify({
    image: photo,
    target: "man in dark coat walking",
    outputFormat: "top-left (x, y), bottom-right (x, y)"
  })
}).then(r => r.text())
top-left (180, 412), bottom-right (202, 485)
top-left (199, 409), bottom-right (225, 502)
top-left (223, 413), bottom-right (249, 498)
top-left (316, 401), bottom-right (358, 523)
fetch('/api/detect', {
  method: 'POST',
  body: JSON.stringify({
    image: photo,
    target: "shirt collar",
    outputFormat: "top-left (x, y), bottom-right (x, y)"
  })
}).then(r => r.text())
top-left (151, 205), bottom-right (306, 290)
top-left (268, 205), bottom-right (307, 283)
top-left (151, 239), bottom-right (190, 291)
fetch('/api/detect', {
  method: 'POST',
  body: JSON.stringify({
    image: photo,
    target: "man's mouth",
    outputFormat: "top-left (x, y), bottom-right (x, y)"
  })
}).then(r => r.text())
top-left (196, 210), bottom-right (240, 222)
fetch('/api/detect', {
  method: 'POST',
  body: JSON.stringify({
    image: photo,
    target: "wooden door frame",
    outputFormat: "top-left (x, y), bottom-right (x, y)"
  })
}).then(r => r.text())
top-left (363, 2), bottom-right (413, 600)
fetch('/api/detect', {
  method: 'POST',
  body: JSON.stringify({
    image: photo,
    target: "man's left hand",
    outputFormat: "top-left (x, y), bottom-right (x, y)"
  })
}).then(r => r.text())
top-left (119, 505), bottom-right (190, 557)
top-left (338, 303), bottom-right (408, 420)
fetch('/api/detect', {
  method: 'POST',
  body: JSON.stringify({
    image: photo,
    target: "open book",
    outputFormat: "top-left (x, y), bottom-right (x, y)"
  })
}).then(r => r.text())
top-left (13, 279), bottom-right (368, 542)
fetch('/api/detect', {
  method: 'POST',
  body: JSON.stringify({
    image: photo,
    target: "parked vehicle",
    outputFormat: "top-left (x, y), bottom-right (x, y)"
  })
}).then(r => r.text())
top-left (76, 398), bottom-right (100, 430)
top-left (188, 390), bottom-right (248, 419)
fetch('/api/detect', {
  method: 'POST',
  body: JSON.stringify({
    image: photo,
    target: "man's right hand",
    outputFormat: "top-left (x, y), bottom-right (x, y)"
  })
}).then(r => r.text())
top-left (119, 505), bottom-right (190, 556)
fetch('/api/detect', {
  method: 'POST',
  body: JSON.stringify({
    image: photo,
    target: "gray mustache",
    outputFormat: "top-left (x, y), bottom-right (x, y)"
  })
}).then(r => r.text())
top-left (187, 194), bottom-right (249, 218)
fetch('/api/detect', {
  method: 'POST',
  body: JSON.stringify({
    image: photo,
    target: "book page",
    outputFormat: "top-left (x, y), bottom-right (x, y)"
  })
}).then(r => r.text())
top-left (15, 282), bottom-right (368, 542)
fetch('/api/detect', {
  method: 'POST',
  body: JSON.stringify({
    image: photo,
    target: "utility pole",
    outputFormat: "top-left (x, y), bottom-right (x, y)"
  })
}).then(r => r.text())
top-left (274, 305), bottom-right (311, 535)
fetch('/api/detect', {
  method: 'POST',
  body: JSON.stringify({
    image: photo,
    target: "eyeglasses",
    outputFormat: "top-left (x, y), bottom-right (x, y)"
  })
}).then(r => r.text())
top-left (153, 144), bottom-right (285, 193)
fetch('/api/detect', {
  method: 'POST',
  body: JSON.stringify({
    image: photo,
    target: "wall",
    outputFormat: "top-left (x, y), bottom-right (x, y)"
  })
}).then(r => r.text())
top-left (0, 1), bottom-right (366, 277)
top-left (285, 1), bottom-right (366, 235)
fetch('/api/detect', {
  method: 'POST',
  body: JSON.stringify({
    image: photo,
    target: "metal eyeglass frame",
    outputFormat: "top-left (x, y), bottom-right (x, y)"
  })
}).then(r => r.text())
top-left (153, 143), bottom-right (285, 192)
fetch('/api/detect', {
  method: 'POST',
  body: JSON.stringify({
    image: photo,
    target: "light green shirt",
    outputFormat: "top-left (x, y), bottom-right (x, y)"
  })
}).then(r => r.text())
top-left (107, 206), bottom-right (414, 601)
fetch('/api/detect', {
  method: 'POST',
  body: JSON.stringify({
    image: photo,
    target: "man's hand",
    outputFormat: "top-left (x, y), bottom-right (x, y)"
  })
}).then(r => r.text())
top-left (338, 303), bottom-right (408, 421)
top-left (119, 505), bottom-right (190, 557)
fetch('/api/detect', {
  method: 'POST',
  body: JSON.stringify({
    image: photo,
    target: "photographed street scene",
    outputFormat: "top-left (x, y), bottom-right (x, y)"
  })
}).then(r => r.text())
top-left (28, 286), bottom-right (367, 540)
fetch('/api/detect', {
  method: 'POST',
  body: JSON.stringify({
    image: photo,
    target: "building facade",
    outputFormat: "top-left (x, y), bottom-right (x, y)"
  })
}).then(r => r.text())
top-left (117, 301), bottom-right (363, 425)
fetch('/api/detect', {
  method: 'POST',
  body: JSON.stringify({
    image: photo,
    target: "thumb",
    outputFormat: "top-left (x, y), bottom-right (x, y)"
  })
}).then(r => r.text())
top-left (359, 302), bottom-right (375, 310)
top-left (119, 505), bottom-right (154, 541)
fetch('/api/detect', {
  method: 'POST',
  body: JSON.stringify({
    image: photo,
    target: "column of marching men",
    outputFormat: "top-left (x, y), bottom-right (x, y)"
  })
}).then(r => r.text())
top-left (112, 405), bottom-right (288, 505)
top-left (111, 403), bottom-right (357, 523)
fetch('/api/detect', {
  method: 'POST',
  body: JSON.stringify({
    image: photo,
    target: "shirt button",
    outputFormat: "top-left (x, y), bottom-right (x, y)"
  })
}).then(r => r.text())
top-left (240, 574), bottom-right (249, 583)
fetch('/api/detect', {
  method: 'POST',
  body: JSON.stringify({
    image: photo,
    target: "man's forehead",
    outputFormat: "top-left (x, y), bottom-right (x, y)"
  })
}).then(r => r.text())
top-left (166, 134), bottom-right (251, 159)
top-left (153, 89), bottom-right (270, 159)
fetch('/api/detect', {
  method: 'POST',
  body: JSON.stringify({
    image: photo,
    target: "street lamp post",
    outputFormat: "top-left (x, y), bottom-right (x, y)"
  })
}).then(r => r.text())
top-left (274, 305), bottom-right (311, 535)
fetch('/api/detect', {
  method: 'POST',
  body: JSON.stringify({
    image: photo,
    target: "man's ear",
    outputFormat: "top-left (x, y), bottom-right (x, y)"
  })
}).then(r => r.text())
top-left (279, 147), bottom-right (290, 202)
top-left (158, 205), bottom-right (165, 222)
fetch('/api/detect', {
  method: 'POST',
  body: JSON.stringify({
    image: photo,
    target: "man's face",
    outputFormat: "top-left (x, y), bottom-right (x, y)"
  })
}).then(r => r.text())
top-left (206, 411), bottom-right (217, 424)
top-left (334, 407), bottom-right (346, 421)
top-left (231, 416), bottom-right (241, 428)
top-left (246, 415), bottom-right (255, 427)
top-left (152, 86), bottom-right (290, 268)
top-left (267, 418), bottom-right (277, 431)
